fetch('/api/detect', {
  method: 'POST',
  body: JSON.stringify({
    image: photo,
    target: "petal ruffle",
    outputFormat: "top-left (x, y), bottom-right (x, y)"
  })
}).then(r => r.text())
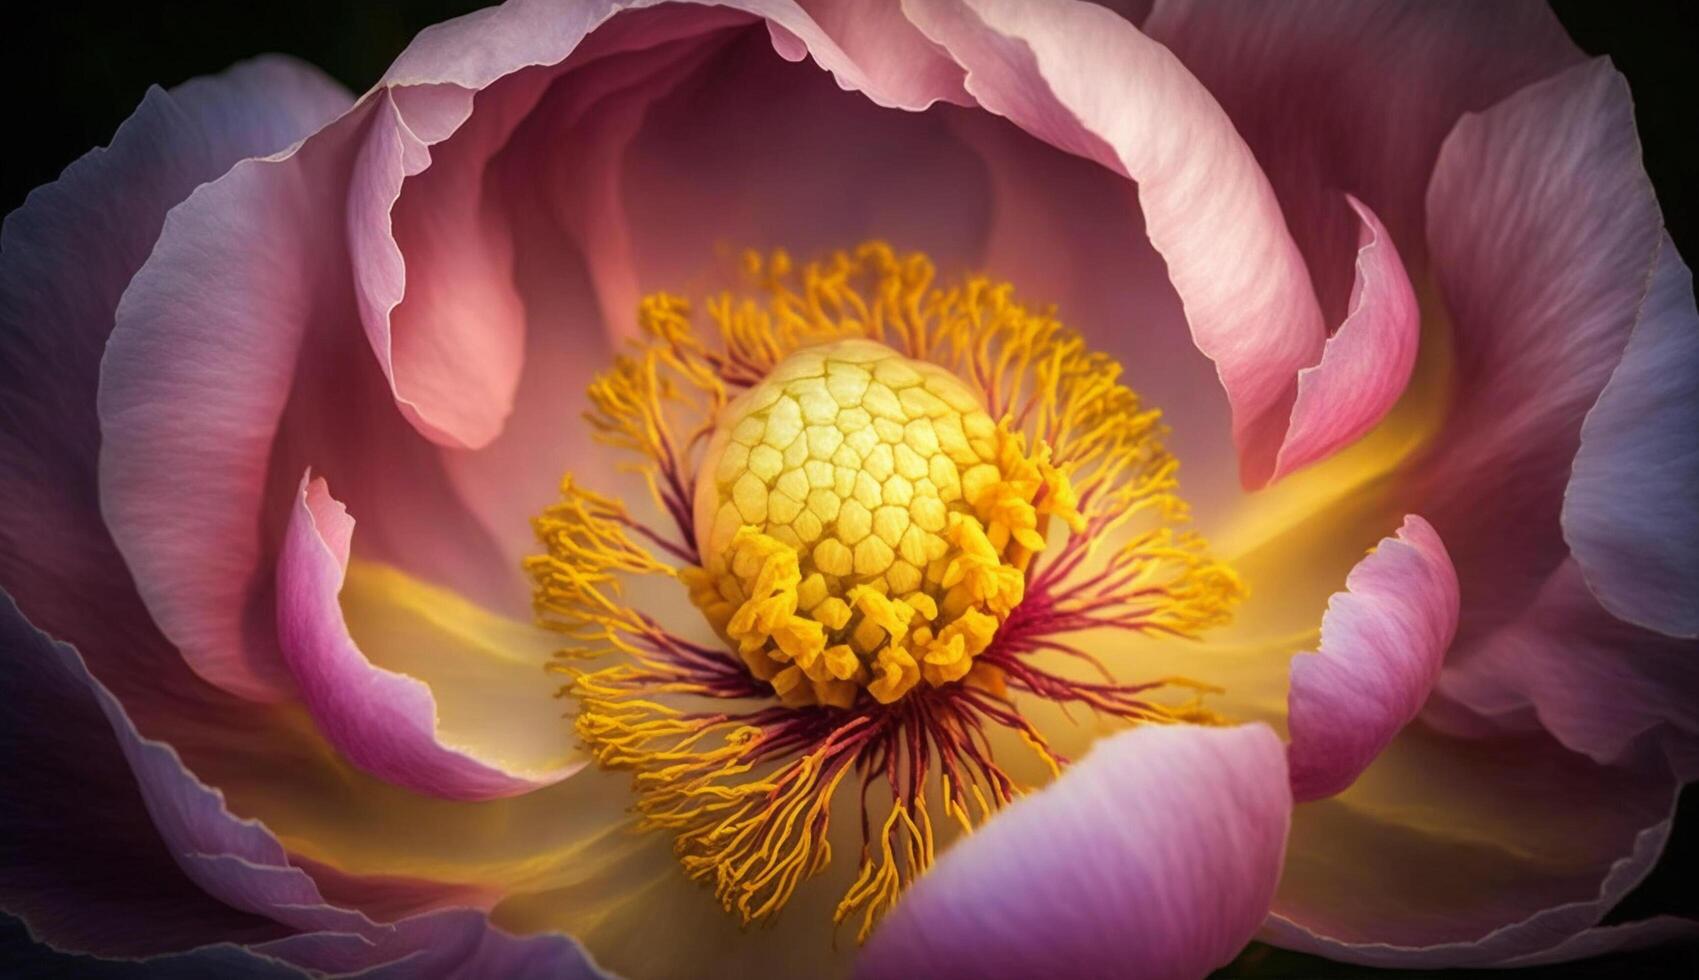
top-left (860, 723), bottom-right (1290, 979)
top-left (0, 591), bottom-right (602, 975)
top-left (276, 475), bottom-right (579, 800)
top-left (906, 0), bottom-right (1326, 487)
top-left (1287, 515), bottom-right (1458, 802)
top-left (1563, 236), bottom-right (1699, 639)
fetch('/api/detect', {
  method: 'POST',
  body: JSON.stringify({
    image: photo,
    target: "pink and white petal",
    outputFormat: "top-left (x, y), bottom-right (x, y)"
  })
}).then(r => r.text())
top-left (276, 475), bottom-right (579, 801)
top-left (1144, 0), bottom-right (1581, 313)
top-left (1434, 560), bottom-right (1699, 772)
top-left (1563, 236), bottom-right (1699, 638)
top-left (1269, 721), bottom-right (1692, 967)
top-left (1416, 58), bottom-right (1662, 642)
top-left (1, 56), bottom-right (348, 705)
top-left (1271, 196), bottom-right (1420, 482)
top-left (1287, 515), bottom-right (1458, 802)
top-left (907, 0), bottom-right (1326, 487)
top-left (860, 723), bottom-right (1290, 980)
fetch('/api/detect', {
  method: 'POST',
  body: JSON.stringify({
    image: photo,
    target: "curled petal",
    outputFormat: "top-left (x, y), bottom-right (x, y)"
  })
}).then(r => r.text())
top-left (1270, 196), bottom-right (1420, 482)
top-left (276, 474), bottom-right (580, 800)
top-left (1287, 515), bottom-right (1458, 802)
top-left (860, 723), bottom-right (1290, 980)
top-left (1563, 236), bottom-right (1699, 638)
top-left (905, 0), bottom-right (1327, 486)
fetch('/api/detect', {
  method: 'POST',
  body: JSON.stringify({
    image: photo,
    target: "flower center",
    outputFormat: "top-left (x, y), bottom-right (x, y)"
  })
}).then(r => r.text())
top-left (688, 338), bottom-right (1068, 708)
top-left (526, 243), bottom-right (1244, 943)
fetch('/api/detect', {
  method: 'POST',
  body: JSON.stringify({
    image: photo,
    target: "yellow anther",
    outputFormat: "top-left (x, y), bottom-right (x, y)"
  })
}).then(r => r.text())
top-left (528, 241), bottom-right (1247, 946)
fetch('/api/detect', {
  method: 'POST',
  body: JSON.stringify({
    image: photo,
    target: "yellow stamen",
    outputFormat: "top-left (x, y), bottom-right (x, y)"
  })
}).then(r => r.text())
top-left (527, 242), bottom-right (1245, 941)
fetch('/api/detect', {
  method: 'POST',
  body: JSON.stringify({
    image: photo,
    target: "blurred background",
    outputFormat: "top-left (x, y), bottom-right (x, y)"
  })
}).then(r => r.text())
top-left (2, 1), bottom-right (1695, 976)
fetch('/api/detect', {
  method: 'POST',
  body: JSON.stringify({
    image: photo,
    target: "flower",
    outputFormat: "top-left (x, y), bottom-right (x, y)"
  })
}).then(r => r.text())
top-left (2, 2), bottom-right (1694, 978)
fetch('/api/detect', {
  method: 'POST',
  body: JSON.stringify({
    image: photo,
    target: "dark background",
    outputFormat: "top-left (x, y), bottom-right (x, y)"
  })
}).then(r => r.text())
top-left (2, 2), bottom-right (1695, 977)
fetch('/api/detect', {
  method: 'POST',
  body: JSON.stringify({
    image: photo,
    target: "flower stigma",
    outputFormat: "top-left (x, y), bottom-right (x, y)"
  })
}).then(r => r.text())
top-left (526, 243), bottom-right (1245, 942)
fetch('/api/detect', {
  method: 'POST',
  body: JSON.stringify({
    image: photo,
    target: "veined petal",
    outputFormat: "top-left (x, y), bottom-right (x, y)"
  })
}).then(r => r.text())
top-left (276, 474), bottom-right (580, 800)
top-left (1563, 236), bottom-right (1699, 638)
top-left (1416, 57), bottom-right (1662, 641)
top-left (906, 0), bottom-right (1327, 487)
top-left (859, 723), bottom-right (1290, 980)
top-left (1287, 515), bottom-right (1458, 802)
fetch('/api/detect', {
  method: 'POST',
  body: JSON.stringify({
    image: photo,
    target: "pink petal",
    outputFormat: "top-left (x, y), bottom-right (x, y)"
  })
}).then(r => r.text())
top-left (346, 86), bottom-right (529, 451)
top-left (1269, 720), bottom-right (1691, 967)
top-left (275, 474), bottom-right (578, 800)
top-left (1144, 0), bottom-right (1581, 315)
top-left (99, 70), bottom-right (517, 701)
top-left (1563, 236), bottom-right (1699, 638)
top-left (906, 0), bottom-right (1326, 487)
top-left (1270, 196), bottom-right (1420, 482)
top-left (1434, 560), bottom-right (1699, 771)
top-left (1414, 57), bottom-right (1662, 643)
top-left (0, 592), bottom-right (600, 975)
top-left (786, 0), bottom-right (970, 109)
top-left (1287, 515), bottom-right (1458, 802)
top-left (860, 723), bottom-right (1290, 980)
top-left (97, 99), bottom-right (376, 702)
top-left (0, 56), bottom-right (347, 707)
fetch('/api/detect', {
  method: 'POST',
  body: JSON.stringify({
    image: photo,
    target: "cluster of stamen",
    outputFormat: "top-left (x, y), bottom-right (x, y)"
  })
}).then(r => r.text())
top-left (526, 243), bottom-right (1244, 942)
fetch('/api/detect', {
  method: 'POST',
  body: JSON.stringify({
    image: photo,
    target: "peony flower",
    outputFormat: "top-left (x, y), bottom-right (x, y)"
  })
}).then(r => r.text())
top-left (3, 1), bottom-right (1695, 977)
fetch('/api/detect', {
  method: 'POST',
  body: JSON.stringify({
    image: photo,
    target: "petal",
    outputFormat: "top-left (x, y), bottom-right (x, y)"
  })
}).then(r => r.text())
top-left (1415, 57), bottom-right (1663, 641)
top-left (97, 95), bottom-right (373, 702)
top-left (347, 86), bottom-right (530, 450)
top-left (0, 56), bottom-right (349, 701)
top-left (1434, 560), bottom-right (1699, 771)
top-left (1269, 720), bottom-right (1692, 967)
top-left (98, 70), bottom-right (517, 702)
top-left (785, 0), bottom-right (970, 109)
top-left (1563, 236), bottom-right (1699, 638)
top-left (1144, 0), bottom-right (1581, 306)
top-left (0, 587), bottom-right (603, 975)
top-left (276, 474), bottom-right (580, 800)
top-left (906, 0), bottom-right (1327, 487)
top-left (859, 723), bottom-right (1291, 980)
top-left (1270, 196), bottom-right (1420, 482)
top-left (0, 592), bottom-right (291, 956)
top-left (1287, 515), bottom-right (1458, 802)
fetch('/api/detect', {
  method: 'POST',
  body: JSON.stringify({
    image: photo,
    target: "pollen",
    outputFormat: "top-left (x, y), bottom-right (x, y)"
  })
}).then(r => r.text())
top-left (687, 339), bottom-right (1061, 709)
top-left (525, 242), bottom-right (1245, 944)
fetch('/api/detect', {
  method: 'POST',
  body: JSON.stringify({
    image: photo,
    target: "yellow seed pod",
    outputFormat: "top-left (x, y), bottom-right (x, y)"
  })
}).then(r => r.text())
top-left (690, 338), bottom-right (1047, 705)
